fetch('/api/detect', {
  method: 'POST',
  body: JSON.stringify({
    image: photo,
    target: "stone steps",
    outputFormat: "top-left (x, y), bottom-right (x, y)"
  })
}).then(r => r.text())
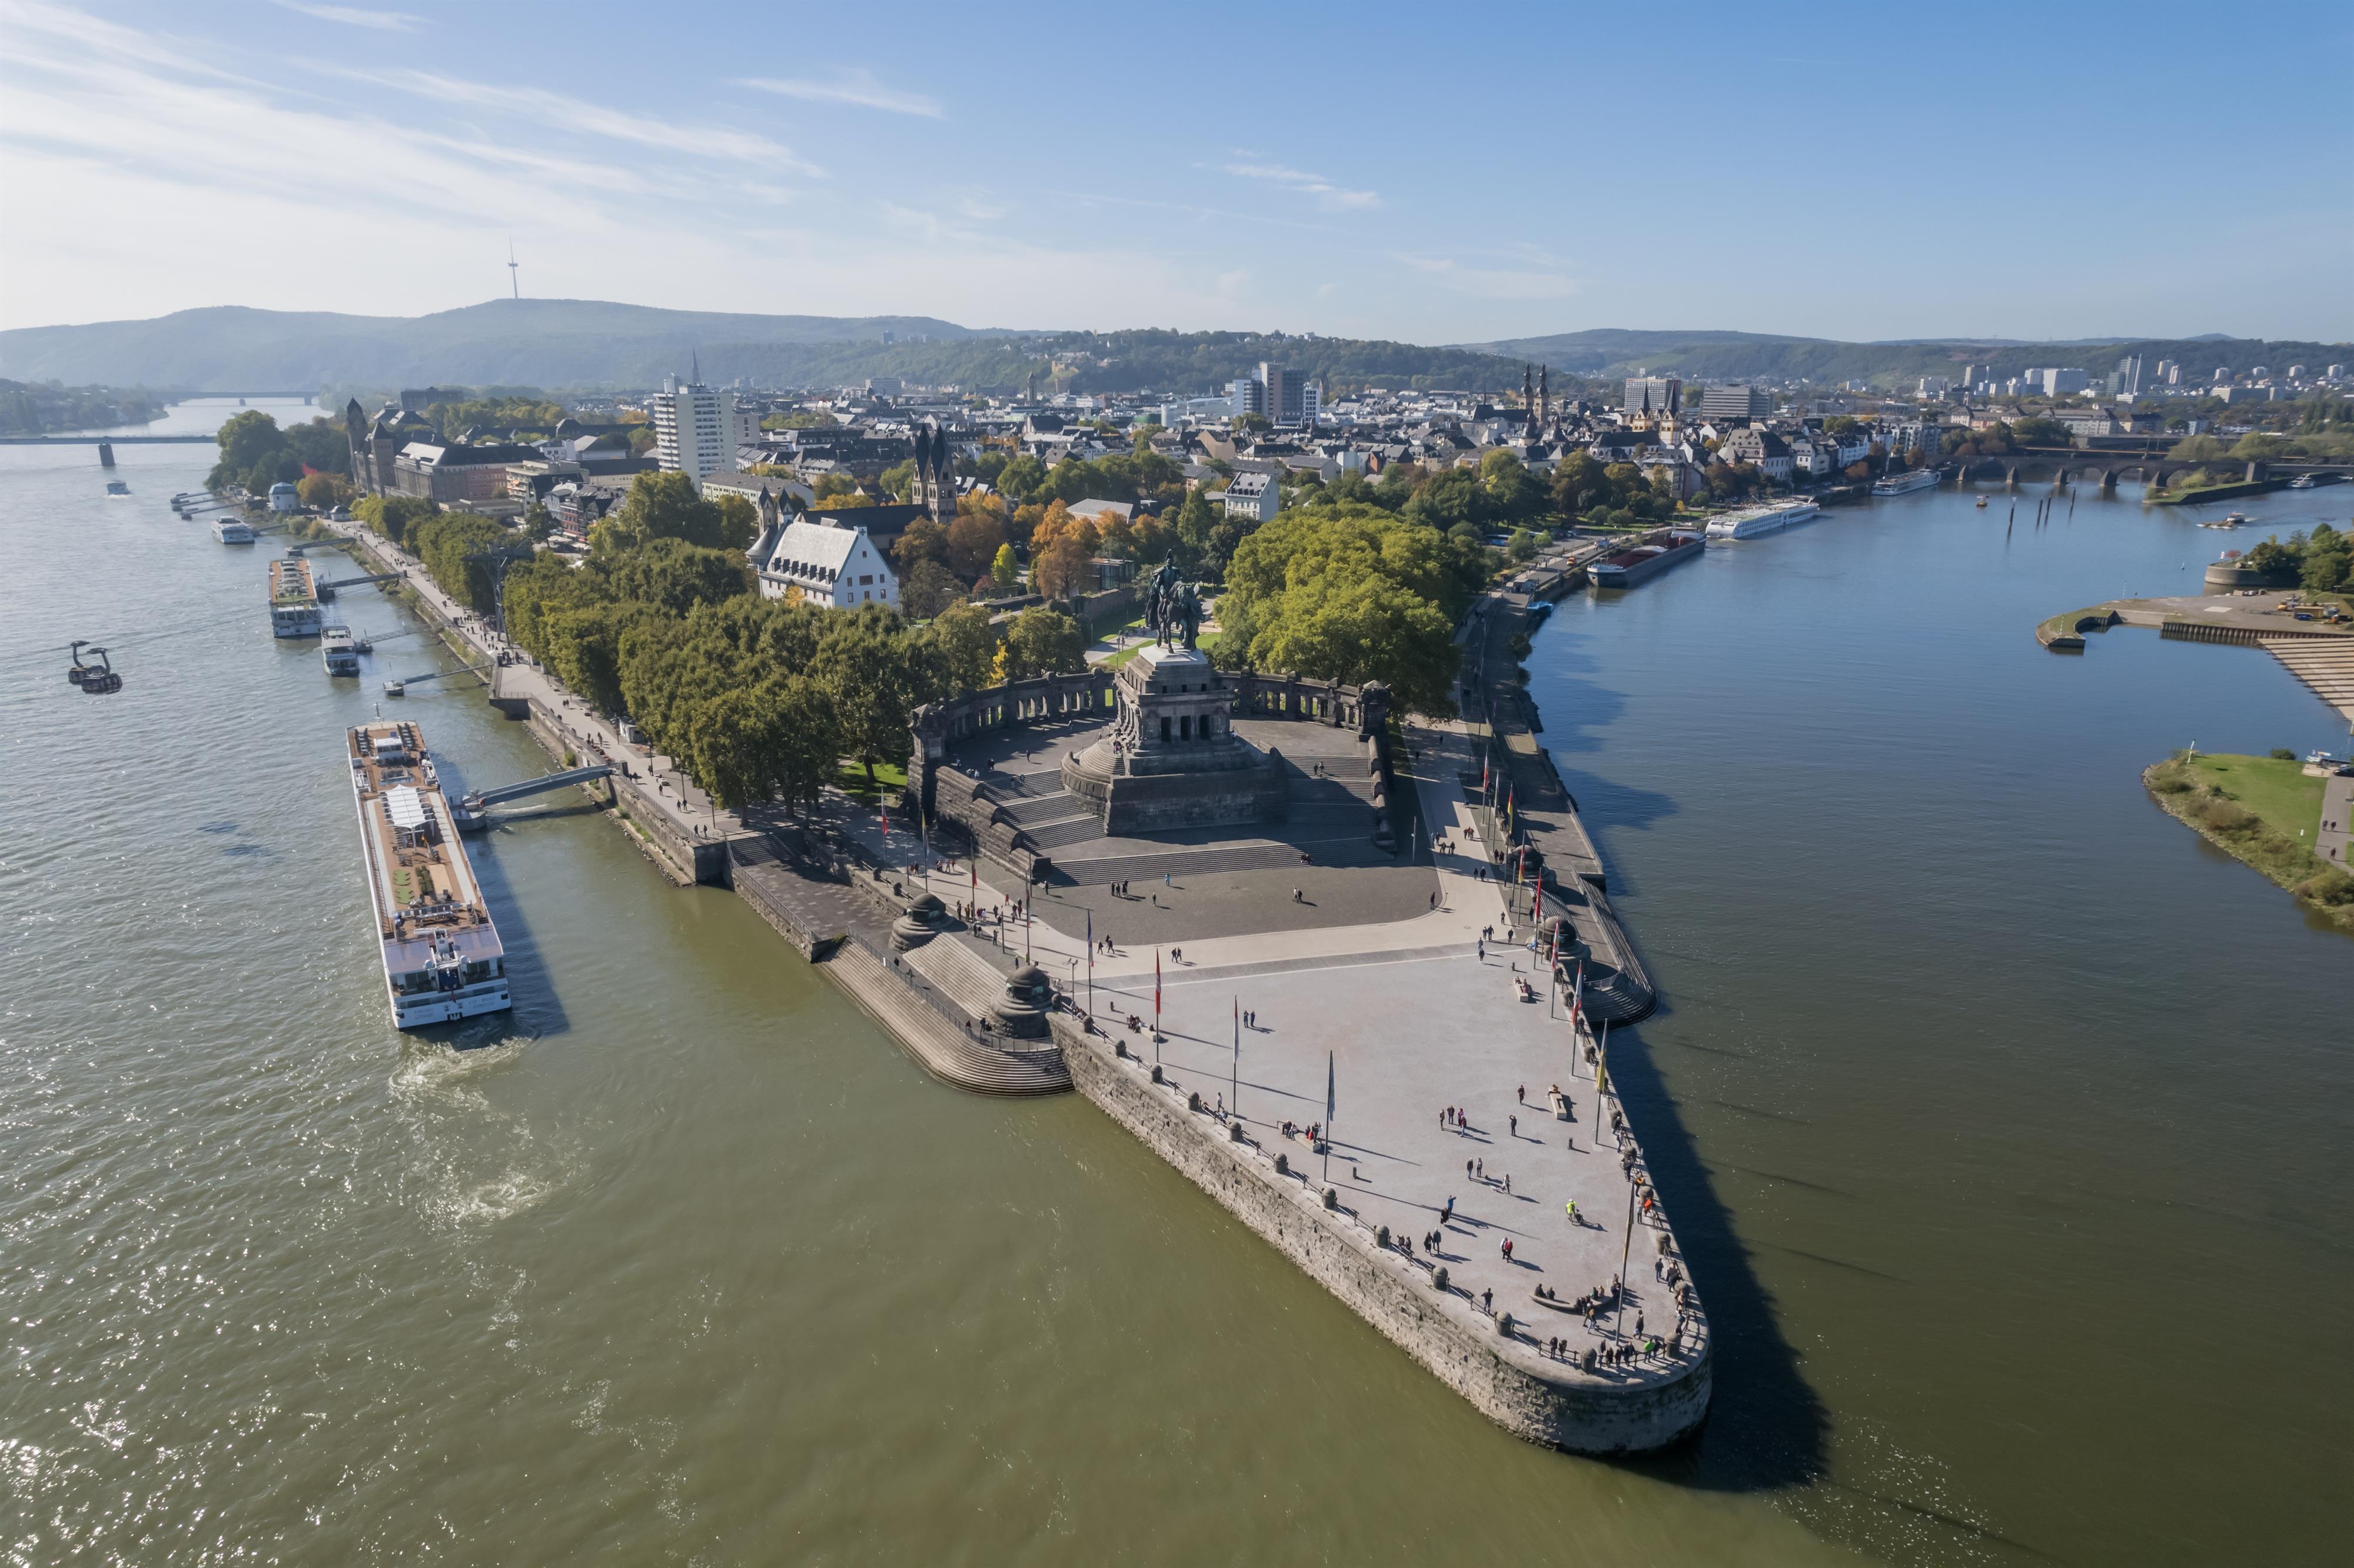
top-left (823, 941), bottom-right (1069, 1096)
top-left (902, 933), bottom-right (1014, 1021)
top-left (1020, 813), bottom-right (1109, 850)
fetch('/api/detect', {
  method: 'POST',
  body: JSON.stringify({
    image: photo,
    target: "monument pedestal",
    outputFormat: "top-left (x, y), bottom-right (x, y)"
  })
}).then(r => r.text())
top-left (1062, 645), bottom-right (1286, 834)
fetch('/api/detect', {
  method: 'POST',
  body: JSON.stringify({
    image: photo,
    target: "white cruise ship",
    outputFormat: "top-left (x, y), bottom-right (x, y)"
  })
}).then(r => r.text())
top-left (1705, 500), bottom-right (1820, 539)
top-left (347, 721), bottom-right (513, 1030)
top-left (1870, 467), bottom-right (1940, 497)
top-left (212, 516), bottom-right (255, 544)
top-left (268, 557), bottom-right (322, 637)
top-left (321, 625), bottom-right (360, 676)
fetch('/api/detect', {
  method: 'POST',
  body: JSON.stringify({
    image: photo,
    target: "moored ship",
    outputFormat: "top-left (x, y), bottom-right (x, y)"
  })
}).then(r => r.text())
top-left (1870, 467), bottom-right (1940, 497)
top-left (1589, 530), bottom-right (1704, 588)
top-left (212, 515), bottom-right (255, 544)
top-left (347, 720), bottom-right (511, 1030)
top-left (268, 557), bottom-right (322, 637)
top-left (1704, 499), bottom-right (1820, 538)
top-left (321, 625), bottom-right (360, 676)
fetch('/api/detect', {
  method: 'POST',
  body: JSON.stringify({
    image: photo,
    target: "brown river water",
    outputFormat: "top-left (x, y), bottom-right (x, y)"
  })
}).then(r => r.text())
top-left (2, 403), bottom-right (2346, 1564)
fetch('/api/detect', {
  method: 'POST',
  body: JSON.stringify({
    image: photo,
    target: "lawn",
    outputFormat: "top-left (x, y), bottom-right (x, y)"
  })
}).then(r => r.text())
top-left (836, 759), bottom-right (909, 803)
top-left (2176, 752), bottom-right (2324, 840)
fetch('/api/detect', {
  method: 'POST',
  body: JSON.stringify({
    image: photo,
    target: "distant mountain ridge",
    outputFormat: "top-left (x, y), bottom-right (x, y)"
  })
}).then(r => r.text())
top-left (0, 301), bottom-right (1532, 397)
top-left (0, 299), bottom-right (1014, 391)
top-left (1462, 328), bottom-right (2348, 387)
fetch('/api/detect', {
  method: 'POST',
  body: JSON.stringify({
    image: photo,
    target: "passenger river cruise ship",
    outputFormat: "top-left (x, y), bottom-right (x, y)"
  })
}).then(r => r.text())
top-left (1870, 466), bottom-right (1940, 497)
top-left (1704, 500), bottom-right (1820, 538)
top-left (268, 557), bottom-right (322, 637)
top-left (347, 720), bottom-right (512, 1029)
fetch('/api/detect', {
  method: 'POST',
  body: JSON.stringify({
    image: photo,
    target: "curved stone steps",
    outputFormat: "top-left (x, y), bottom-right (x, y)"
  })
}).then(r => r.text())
top-left (823, 941), bottom-right (1069, 1096)
top-left (902, 932), bottom-right (1015, 1021)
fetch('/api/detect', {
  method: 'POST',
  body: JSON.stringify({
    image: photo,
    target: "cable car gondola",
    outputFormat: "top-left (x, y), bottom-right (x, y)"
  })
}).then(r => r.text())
top-left (68, 640), bottom-right (122, 694)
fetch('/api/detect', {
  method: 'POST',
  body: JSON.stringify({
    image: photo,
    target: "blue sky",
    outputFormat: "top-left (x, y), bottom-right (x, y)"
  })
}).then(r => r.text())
top-left (2, 0), bottom-right (2348, 344)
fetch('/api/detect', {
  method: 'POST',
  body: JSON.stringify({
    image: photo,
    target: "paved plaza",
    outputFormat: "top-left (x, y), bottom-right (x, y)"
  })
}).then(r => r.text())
top-left (844, 714), bottom-right (1705, 1383)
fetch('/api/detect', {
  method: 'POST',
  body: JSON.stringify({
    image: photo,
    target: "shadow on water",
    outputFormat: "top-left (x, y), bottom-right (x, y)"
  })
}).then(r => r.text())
top-left (450, 825), bottom-right (571, 1043)
top-left (1595, 1009), bottom-right (1830, 1493)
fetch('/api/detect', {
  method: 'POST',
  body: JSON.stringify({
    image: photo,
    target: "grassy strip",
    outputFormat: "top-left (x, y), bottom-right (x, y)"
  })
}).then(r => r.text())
top-left (836, 760), bottom-right (909, 804)
top-left (2037, 605), bottom-right (2116, 645)
top-left (2144, 754), bottom-right (2354, 934)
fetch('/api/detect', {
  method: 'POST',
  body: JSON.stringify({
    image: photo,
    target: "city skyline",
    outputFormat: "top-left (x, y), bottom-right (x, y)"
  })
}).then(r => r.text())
top-left (2, 0), bottom-right (2348, 344)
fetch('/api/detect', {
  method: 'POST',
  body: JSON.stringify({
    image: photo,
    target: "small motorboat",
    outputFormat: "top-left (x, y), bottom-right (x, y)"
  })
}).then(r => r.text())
top-left (1975, 495), bottom-right (1987, 508)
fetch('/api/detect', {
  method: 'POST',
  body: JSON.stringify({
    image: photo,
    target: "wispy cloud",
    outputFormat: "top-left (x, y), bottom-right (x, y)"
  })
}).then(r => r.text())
top-left (277, 1), bottom-right (424, 30)
top-left (736, 68), bottom-right (943, 119)
top-left (320, 64), bottom-right (823, 174)
top-left (1221, 161), bottom-right (1379, 211)
top-left (1393, 252), bottom-right (1578, 302)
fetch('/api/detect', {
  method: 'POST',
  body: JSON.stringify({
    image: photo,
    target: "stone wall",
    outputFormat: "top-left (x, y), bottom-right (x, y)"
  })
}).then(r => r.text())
top-left (1048, 1016), bottom-right (1711, 1454)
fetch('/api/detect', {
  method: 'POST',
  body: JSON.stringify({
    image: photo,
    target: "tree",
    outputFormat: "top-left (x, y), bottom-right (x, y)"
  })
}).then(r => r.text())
top-left (1404, 467), bottom-right (1488, 534)
top-left (925, 602), bottom-right (999, 693)
top-left (1479, 451), bottom-right (1546, 526)
top-left (710, 492), bottom-right (759, 551)
top-left (296, 472), bottom-right (343, 508)
top-left (946, 510), bottom-right (1008, 580)
top-left (208, 410), bottom-right (288, 491)
top-left (877, 459), bottom-right (916, 501)
top-left (990, 542), bottom-right (1019, 590)
top-left (900, 558), bottom-right (968, 620)
top-left (1033, 525), bottom-right (1098, 600)
top-left (1000, 607), bottom-right (1085, 682)
top-left (894, 517), bottom-right (950, 572)
top-left (812, 607), bottom-right (924, 793)
top-left (594, 471), bottom-right (733, 555)
top-left (2009, 416), bottom-right (2073, 448)
top-left (603, 537), bottom-right (751, 616)
top-left (1507, 528), bottom-right (1540, 563)
top-left (408, 512), bottom-right (519, 615)
top-left (1219, 503), bottom-right (1483, 715)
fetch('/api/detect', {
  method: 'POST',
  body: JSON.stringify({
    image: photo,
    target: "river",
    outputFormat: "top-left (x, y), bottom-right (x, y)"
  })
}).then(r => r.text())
top-left (2, 410), bottom-right (2346, 1566)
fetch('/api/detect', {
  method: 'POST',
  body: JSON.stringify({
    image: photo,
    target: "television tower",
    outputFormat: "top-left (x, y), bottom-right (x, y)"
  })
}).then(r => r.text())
top-left (507, 241), bottom-right (520, 299)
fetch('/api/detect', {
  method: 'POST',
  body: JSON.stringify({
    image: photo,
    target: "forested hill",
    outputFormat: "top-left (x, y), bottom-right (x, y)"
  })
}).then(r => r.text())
top-left (1, 301), bottom-right (1530, 395)
top-left (1467, 329), bottom-right (2349, 388)
top-left (0, 300), bottom-right (1005, 391)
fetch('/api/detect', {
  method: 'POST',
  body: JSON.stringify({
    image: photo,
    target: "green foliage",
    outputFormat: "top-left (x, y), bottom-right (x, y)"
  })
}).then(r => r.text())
top-left (591, 470), bottom-right (750, 555)
top-left (811, 605), bottom-right (930, 788)
top-left (1000, 608), bottom-right (1085, 681)
top-left (1218, 503), bottom-right (1483, 715)
top-left (990, 542), bottom-right (1019, 589)
top-left (923, 602), bottom-right (999, 693)
top-left (2007, 416), bottom-right (2074, 448)
top-left (0, 378), bottom-right (174, 436)
top-left (353, 491), bottom-right (437, 547)
top-left (407, 512), bottom-right (518, 616)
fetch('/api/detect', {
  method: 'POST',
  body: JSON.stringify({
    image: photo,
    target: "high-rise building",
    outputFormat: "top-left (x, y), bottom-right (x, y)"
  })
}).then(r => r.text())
top-left (1697, 385), bottom-right (1771, 422)
top-left (1229, 377), bottom-right (1268, 420)
top-left (2040, 368), bottom-right (2089, 397)
top-left (1301, 382), bottom-right (1322, 427)
top-left (2111, 355), bottom-right (2143, 400)
top-left (650, 375), bottom-right (736, 487)
top-left (1260, 362), bottom-right (1306, 426)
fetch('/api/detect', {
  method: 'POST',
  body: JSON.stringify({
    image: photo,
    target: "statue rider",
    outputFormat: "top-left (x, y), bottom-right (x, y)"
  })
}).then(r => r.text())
top-left (1146, 552), bottom-right (1184, 646)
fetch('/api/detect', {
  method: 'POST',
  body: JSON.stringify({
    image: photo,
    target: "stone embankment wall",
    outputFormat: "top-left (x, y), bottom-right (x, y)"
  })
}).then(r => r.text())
top-left (1048, 1017), bottom-right (1711, 1454)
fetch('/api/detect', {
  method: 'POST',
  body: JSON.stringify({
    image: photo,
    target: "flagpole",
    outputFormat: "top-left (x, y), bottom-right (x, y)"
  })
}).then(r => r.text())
top-left (1231, 995), bottom-right (1239, 1121)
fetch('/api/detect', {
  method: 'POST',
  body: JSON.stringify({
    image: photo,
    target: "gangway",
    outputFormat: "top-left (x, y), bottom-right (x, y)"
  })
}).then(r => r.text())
top-left (314, 571), bottom-right (403, 600)
top-left (381, 658), bottom-right (482, 695)
top-left (451, 764), bottom-right (614, 831)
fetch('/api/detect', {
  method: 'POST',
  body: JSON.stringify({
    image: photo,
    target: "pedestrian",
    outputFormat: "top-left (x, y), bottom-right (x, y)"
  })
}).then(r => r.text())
top-left (1503, 1173), bottom-right (1512, 1194)
top-left (1635, 1313), bottom-right (1644, 1337)
top-left (1501, 1239), bottom-right (1513, 1261)
top-left (1482, 1288), bottom-right (1492, 1313)
top-left (1517, 1085), bottom-right (1525, 1104)
top-left (1466, 1158), bottom-right (1474, 1180)
top-left (1565, 1200), bottom-right (1577, 1222)
top-left (1476, 1158), bottom-right (1484, 1181)
top-left (1510, 1114), bottom-right (1517, 1138)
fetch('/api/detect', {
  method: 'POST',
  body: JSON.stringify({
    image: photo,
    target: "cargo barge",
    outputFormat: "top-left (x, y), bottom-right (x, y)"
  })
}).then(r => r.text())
top-left (1589, 530), bottom-right (1704, 588)
top-left (347, 720), bottom-right (512, 1029)
top-left (268, 557), bottom-right (322, 637)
